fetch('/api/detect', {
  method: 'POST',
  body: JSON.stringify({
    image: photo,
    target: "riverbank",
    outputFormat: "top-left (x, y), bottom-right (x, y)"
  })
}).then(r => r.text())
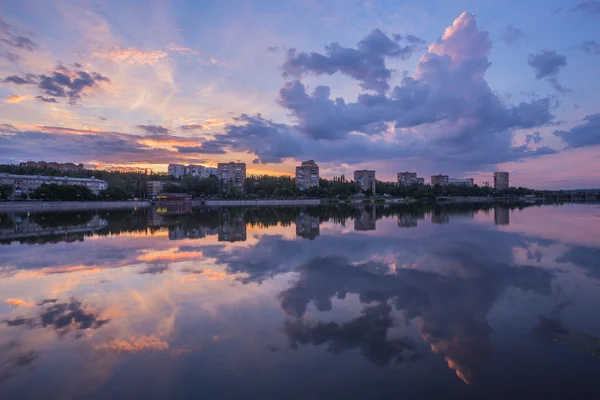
top-left (0, 200), bottom-right (151, 212)
top-left (201, 199), bottom-right (321, 207)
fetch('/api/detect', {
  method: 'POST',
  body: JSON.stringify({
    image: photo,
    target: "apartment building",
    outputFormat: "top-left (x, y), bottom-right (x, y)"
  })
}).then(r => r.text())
top-left (448, 178), bottom-right (474, 187)
top-left (295, 160), bottom-right (319, 190)
top-left (354, 170), bottom-right (376, 195)
top-left (494, 171), bottom-right (509, 190)
top-left (0, 173), bottom-right (107, 199)
top-left (217, 162), bottom-right (246, 194)
top-left (397, 172), bottom-right (424, 186)
top-left (147, 181), bottom-right (165, 197)
top-left (168, 164), bottom-right (186, 178)
top-left (431, 174), bottom-right (449, 185)
top-left (20, 161), bottom-right (85, 172)
top-left (185, 164), bottom-right (204, 177)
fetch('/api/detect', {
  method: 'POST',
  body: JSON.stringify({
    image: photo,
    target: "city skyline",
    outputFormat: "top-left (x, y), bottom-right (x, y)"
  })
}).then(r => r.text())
top-left (1, 1), bottom-right (599, 189)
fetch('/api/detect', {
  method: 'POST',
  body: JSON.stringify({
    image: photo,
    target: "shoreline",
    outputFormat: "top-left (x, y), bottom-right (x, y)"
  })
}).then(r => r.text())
top-left (0, 200), bottom-right (151, 212)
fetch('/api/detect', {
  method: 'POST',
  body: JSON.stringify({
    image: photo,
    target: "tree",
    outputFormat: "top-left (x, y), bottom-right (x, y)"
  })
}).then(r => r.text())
top-left (0, 184), bottom-right (14, 200)
top-left (98, 186), bottom-right (129, 200)
top-left (30, 183), bottom-right (95, 201)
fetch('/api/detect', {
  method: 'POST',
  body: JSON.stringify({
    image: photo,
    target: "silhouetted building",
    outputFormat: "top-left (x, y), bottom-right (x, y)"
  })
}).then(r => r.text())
top-left (295, 212), bottom-right (320, 240)
top-left (218, 162), bottom-right (246, 194)
top-left (354, 170), bottom-right (376, 195)
top-left (431, 175), bottom-right (449, 186)
top-left (296, 160), bottom-right (319, 190)
top-left (355, 206), bottom-right (377, 231)
top-left (20, 161), bottom-right (84, 172)
top-left (494, 171), bottom-right (509, 190)
top-left (168, 164), bottom-right (185, 178)
top-left (494, 206), bottom-right (510, 225)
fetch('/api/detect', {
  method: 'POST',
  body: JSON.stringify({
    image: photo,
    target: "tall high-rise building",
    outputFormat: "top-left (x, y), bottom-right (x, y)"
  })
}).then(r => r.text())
top-left (494, 171), bottom-right (509, 190)
top-left (431, 174), bottom-right (449, 186)
top-left (354, 170), bottom-right (376, 195)
top-left (295, 160), bottom-right (319, 190)
top-left (168, 164), bottom-right (186, 178)
top-left (202, 167), bottom-right (218, 179)
top-left (217, 162), bottom-right (246, 193)
top-left (397, 172), bottom-right (417, 186)
top-left (185, 164), bottom-right (204, 177)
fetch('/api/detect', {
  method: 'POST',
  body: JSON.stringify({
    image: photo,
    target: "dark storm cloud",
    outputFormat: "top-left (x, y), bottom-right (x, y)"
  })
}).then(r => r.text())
top-left (137, 124), bottom-right (171, 135)
top-left (2, 65), bottom-right (109, 103)
top-left (577, 40), bottom-right (600, 55)
top-left (500, 25), bottom-right (525, 44)
top-left (35, 95), bottom-right (57, 103)
top-left (553, 113), bottom-right (600, 148)
top-left (284, 303), bottom-right (423, 367)
top-left (282, 29), bottom-right (426, 93)
top-left (528, 50), bottom-right (567, 79)
top-left (570, 1), bottom-right (600, 13)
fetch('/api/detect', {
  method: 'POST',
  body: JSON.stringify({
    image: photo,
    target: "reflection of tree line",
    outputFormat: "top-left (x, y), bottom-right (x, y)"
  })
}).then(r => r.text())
top-left (0, 202), bottom-right (539, 244)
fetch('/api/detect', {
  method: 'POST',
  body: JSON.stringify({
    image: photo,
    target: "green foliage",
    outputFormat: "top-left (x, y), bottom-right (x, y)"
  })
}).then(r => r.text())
top-left (0, 184), bottom-right (14, 200)
top-left (98, 186), bottom-right (129, 200)
top-left (29, 183), bottom-right (95, 201)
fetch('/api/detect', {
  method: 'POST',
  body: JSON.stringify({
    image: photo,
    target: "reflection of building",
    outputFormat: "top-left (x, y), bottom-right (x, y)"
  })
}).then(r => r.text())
top-left (494, 206), bottom-right (510, 225)
top-left (494, 171), bottom-right (509, 190)
top-left (0, 173), bottom-right (107, 198)
top-left (397, 172), bottom-right (424, 186)
top-left (168, 164), bottom-right (186, 178)
top-left (448, 178), bottom-right (474, 187)
top-left (20, 161), bottom-right (84, 172)
top-left (147, 181), bottom-right (164, 197)
top-left (295, 212), bottom-right (320, 240)
top-left (296, 160), bottom-right (320, 190)
top-left (431, 175), bottom-right (449, 186)
top-left (168, 225), bottom-right (219, 240)
top-left (354, 170), bottom-right (376, 195)
top-left (354, 207), bottom-right (377, 231)
top-left (218, 212), bottom-right (247, 242)
top-left (218, 162), bottom-right (246, 194)
top-left (431, 209), bottom-right (450, 224)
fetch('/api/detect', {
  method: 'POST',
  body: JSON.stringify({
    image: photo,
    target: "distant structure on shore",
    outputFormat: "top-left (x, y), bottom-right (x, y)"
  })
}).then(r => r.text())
top-left (448, 178), bottom-right (474, 187)
top-left (147, 181), bottom-right (165, 197)
top-left (168, 163), bottom-right (218, 179)
top-left (0, 173), bottom-right (107, 199)
top-left (20, 161), bottom-right (84, 172)
top-left (431, 174), bottom-right (450, 185)
top-left (217, 162), bottom-right (246, 194)
top-left (397, 172), bottom-right (425, 186)
top-left (354, 170), bottom-right (376, 195)
top-left (296, 160), bottom-right (319, 190)
top-left (494, 171), bottom-right (509, 190)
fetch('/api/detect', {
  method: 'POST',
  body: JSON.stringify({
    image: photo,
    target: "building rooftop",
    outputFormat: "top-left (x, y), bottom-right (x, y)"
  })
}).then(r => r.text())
top-left (0, 173), bottom-right (106, 183)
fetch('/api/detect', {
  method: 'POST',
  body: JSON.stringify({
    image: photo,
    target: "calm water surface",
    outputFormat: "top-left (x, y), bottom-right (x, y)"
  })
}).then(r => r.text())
top-left (1, 203), bottom-right (599, 399)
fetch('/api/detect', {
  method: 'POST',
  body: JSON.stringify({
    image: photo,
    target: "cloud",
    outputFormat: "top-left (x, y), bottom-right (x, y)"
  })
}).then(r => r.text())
top-left (35, 95), bottom-right (58, 103)
top-left (92, 46), bottom-right (168, 65)
top-left (94, 335), bottom-right (169, 353)
top-left (2, 65), bottom-right (109, 104)
top-left (138, 264), bottom-right (170, 275)
top-left (553, 113), bottom-right (600, 148)
top-left (0, 18), bottom-right (37, 52)
top-left (547, 78), bottom-right (570, 95)
top-left (137, 124), bottom-right (171, 135)
top-left (282, 28), bottom-right (426, 93)
top-left (525, 132), bottom-right (542, 145)
top-left (176, 144), bottom-right (227, 154)
top-left (570, 1), bottom-right (600, 14)
top-left (577, 40), bottom-right (600, 55)
top-left (195, 13), bottom-right (554, 172)
top-left (528, 50), bottom-right (567, 79)
top-left (3, 94), bottom-right (30, 103)
top-left (179, 119), bottom-right (226, 131)
top-left (500, 25), bottom-right (525, 44)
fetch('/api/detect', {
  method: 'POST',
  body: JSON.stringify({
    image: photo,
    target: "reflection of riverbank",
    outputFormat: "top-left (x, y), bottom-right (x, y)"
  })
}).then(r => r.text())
top-left (0, 214), bottom-right (108, 243)
top-left (0, 201), bottom-right (151, 212)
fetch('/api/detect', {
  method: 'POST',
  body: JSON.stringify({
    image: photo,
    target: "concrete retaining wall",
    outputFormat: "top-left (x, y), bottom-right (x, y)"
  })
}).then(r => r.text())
top-left (0, 201), bottom-right (151, 212)
top-left (203, 199), bottom-right (321, 207)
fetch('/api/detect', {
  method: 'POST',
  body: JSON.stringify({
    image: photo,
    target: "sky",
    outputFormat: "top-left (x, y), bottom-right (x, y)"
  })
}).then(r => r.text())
top-left (0, 0), bottom-right (599, 189)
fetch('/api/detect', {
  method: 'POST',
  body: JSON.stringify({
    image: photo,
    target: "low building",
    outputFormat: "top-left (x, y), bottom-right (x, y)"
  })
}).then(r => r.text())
top-left (155, 193), bottom-right (192, 203)
top-left (0, 173), bottom-right (107, 199)
top-left (431, 174), bottom-right (449, 186)
top-left (168, 164), bottom-right (186, 178)
top-left (147, 181), bottom-right (165, 197)
top-left (354, 170), bottom-right (376, 195)
top-left (217, 162), bottom-right (246, 194)
top-left (296, 160), bottom-right (319, 190)
top-left (448, 178), bottom-right (474, 187)
top-left (494, 171), bottom-right (509, 190)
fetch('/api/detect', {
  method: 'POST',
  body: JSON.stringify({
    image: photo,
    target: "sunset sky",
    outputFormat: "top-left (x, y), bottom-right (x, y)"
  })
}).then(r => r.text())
top-left (0, 0), bottom-right (599, 188)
